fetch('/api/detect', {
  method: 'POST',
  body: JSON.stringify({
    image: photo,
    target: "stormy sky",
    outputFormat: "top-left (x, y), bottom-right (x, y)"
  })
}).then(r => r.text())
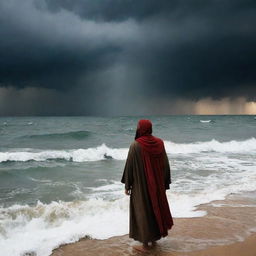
top-left (0, 0), bottom-right (256, 115)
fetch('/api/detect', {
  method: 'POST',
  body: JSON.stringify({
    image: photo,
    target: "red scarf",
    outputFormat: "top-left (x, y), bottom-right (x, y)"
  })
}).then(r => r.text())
top-left (135, 120), bottom-right (173, 236)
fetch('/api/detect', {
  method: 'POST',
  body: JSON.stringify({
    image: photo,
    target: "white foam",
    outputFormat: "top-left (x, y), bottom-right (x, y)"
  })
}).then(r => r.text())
top-left (0, 198), bottom-right (129, 256)
top-left (1, 152), bottom-right (256, 256)
top-left (0, 138), bottom-right (256, 163)
top-left (1, 137), bottom-right (256, 255)
top-left (0, 144), bottom-right (128, 163)
top-left (0, 191), bottom-right (210, 256)
top-left (200, 120), bottom-right (211, 123)
top-left (2, 171), bottom-right (256, 256)
top-left (164, 137), bottom-right (256, 154)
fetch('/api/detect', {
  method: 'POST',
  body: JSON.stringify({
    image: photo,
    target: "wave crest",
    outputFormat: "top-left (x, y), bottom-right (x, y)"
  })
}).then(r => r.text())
top-left (164, 137), bottom-right (256, 154)
top-left (0, 144), bottom-right (127, 163)
top-left (0, 138), bottom-right (255, 163)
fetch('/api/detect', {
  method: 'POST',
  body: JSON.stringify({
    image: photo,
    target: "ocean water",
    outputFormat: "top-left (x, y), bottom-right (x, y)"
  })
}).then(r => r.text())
top-left (0, 115), bottom-right (255, 256)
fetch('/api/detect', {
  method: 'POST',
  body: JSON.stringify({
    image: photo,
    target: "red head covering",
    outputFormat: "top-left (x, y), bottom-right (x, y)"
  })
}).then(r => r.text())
top-left (135, 119), bottom-right (152, 138)
top-left (135, 119), bottom-right (173, 236)
top-left (135, 119), bottom-right (164, 155)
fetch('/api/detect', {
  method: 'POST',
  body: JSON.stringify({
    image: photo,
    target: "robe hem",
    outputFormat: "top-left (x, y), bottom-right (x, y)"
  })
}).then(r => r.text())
top-left (129, 234), bottom-right (162, 243)
top-left (129, 224), bottom-right (174, 243)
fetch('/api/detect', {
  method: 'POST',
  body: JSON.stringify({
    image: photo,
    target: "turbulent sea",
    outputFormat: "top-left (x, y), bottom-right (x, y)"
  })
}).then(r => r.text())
top-left (0, 116), bottom-right (256, 256)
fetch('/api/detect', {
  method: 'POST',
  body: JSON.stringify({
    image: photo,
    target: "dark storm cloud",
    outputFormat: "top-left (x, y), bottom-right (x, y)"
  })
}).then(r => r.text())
top-left (42, 0), bottom-right (256, 23)
top-left (0, 0), bottom-right (256, 115)
top-left (41, 0), bottom-right (187, 22)
top-left (0, 0), bottom-right (123, 89)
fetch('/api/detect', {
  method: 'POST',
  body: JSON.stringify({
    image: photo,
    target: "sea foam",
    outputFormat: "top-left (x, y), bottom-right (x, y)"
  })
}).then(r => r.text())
top-left (1, 171), bottom-right (256, 256)
top-left (0, 138), bottom-right (255, 163)
top-left (1, 137), bottom-right (256, 256)
top-left (0, 198), bottom-right (129, 256)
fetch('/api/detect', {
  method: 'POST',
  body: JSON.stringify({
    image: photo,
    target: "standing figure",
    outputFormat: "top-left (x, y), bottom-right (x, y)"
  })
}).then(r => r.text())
top-left (121, 119), bottom-right (173, 252)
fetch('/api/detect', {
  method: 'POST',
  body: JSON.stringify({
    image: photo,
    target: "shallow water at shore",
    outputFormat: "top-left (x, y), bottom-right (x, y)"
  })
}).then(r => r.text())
top-left (51, 191), bottom-right (256, 256)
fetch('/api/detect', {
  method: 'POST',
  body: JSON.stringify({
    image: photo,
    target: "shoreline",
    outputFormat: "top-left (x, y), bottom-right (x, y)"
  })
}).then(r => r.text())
top-left (51, 191), bottom-right (256, 256)
top-left (52, 233), bottom-right (256, 256)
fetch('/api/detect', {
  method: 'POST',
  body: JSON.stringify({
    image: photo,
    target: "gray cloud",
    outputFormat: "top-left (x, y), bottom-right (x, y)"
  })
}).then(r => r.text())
top-left (0, 0), bottom-right (255, 115)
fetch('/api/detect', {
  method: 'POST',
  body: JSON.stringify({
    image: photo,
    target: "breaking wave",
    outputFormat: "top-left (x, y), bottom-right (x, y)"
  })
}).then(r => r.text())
top-left (0, 198), bottom-right (129, 256)
top-left (164, 137), bottom-right (256, 154)
top-left (0, 144), bottom-right (127, 163)
top-left (0, 138), bottom-right (255, 163)
top-left (1, 177), bottom-right (256, 256)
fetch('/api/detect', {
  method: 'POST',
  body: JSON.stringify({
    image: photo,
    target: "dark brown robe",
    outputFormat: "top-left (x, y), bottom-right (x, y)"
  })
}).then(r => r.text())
top-left (121, 140), bottom-right (172, 243)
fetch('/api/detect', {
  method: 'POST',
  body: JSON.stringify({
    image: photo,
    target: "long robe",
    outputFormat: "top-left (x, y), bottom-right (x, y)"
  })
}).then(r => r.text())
top-left (121, 140), bottom-right (172, 243)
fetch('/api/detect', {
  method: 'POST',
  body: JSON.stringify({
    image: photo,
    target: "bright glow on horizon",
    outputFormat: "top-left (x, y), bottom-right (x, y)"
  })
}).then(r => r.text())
top-left (244, 101), bottom-right (256, 114)
top-left (147, 97), bottom-right (256, 115)
top-left (194, 97), bottom-right (256, 115)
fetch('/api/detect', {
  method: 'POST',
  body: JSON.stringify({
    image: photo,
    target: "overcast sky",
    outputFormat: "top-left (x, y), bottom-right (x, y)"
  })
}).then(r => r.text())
top-left (0, 0), bottom-right (256, 115)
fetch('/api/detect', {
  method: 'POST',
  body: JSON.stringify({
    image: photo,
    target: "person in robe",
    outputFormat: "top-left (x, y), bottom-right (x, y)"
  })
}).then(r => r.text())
top-left (121, 119), bottom-right (173, 252)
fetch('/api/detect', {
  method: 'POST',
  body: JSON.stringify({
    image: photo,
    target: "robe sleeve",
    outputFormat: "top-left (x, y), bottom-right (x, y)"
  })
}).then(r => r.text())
top-left (121, 142), bottom-right (135, 190)
top-left (163, 147), bottom-right (171, 190)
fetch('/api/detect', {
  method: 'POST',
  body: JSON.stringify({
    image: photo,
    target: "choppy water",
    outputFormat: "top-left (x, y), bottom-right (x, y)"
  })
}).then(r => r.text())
top-left (0, 115), bottom-right (255, 256)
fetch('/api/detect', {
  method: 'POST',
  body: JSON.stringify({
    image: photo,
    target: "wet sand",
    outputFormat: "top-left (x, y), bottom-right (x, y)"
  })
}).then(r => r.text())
top-left (52, 192), bottom-right (256, 256)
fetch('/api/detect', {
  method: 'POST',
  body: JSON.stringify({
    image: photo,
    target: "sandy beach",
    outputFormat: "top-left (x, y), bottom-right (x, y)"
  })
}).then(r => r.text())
top-left (51, 191), bottom-right (256, 256)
